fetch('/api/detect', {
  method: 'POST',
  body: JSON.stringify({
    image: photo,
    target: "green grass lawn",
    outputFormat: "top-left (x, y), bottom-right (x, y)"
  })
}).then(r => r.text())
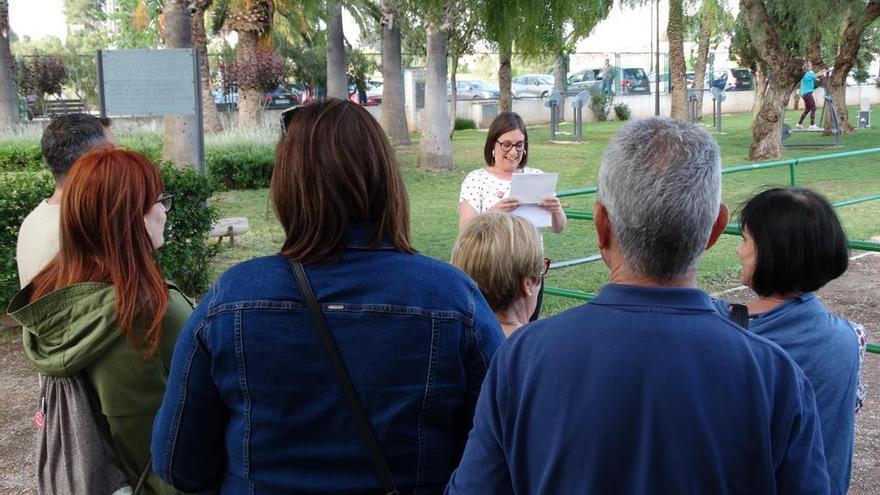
top-left (211, 107), bottom-right (880, 316)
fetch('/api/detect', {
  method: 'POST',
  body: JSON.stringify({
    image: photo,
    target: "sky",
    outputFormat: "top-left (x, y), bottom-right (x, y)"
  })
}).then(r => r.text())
top-left (7, 0), bottom-right (667, 53)
top-left (8, 0), bottom-right (68, 42)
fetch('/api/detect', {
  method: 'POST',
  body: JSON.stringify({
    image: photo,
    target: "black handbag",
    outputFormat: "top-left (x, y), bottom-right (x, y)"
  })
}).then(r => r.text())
top-left (289, 259), bottom-right (399, 495)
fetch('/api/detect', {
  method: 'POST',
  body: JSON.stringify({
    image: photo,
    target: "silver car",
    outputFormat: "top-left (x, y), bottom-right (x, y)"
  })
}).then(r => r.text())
top-left (448, 79), bottom-right (500, 100)
top-left (566, 68), bottom-right (603, 94)
top-left (512, 74), bottom-right (555, 98)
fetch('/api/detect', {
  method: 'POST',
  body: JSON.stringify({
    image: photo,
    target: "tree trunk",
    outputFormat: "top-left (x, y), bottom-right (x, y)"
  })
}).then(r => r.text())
top-left (237, 31), bottom-right (262, 128)
top-left (326, 0), bottom-right (348, 99)
top-left (692, 15), bottom-right (711, 121)
top-left (553, 54), bottom-right (567, 121)
top-left (418, 25), bottom-right (452, 170)
top-left (379, 1), bottom-right (410, 145)
top-left (498, 40), bottom-right (512, 113)
top-left (741, 0), bottom-right (808, 159)
top-left (751, 66), bottom-right (767, 118)
top-left (825, 1), bottom-right (880, 133)
top-left (449, 55), bottom-right (458, 135)
top-left (667, 0), bottom-right (687, 120)
top-left (162, 0), bottom-right (201, 169)
top-left (0, 0), bottom-right (19, 127)
top-left (192, 1), bottom-right (222, 133)
top-left (750, 76), bottom-right (800, 160)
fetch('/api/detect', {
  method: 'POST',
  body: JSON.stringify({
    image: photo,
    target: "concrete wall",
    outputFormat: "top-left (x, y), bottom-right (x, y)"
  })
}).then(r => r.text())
top-left (391, 84), bottom-right (880, 131)
top-left (11, 85), bottom-right (878, 136)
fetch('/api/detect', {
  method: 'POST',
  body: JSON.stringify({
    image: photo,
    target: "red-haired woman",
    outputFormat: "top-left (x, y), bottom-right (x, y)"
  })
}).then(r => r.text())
top-left (9, 147), bottom-right (193, 494)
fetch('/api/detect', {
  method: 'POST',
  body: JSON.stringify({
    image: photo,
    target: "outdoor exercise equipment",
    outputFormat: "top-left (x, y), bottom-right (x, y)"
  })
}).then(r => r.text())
top-left (544, 90), bottom-right (562, 141)
top-left (781, 95), bottom-right (841, 147)
top-left (858, 97), bottom-right (871, 129)
top-left (711, 87), bottom-right (726, 132)
top-left (688, 91), bottom-right (699, 123)
top-left (570, 91), bottom-right (592, 143)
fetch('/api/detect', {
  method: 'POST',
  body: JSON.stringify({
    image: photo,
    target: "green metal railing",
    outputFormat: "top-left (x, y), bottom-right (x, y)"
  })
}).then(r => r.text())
top-left (546, 148), bottom-right (880, 353)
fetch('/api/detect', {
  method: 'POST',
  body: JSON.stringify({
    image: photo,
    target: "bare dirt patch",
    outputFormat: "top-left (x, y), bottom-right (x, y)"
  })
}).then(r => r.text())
top-left (1, 255), bottom-right (879, 492)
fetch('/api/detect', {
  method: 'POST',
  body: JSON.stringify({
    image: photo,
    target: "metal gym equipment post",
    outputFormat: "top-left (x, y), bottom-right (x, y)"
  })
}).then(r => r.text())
top-left (781, 95), bottom-right (841, 147)
top-left (711, 86), bottom-right (726, 132)
top-left (544, 90), bottom-right (562, 141)
top-left (570, 91), bottom-right (591, 143)
top-left (688, 91), bottom-right (698, 123)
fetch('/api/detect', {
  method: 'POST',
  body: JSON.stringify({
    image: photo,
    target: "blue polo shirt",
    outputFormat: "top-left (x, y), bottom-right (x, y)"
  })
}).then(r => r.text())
top-left (447, 284), bottom-right (830, 495)
top-left (715, 295), bottom-right (861, 495)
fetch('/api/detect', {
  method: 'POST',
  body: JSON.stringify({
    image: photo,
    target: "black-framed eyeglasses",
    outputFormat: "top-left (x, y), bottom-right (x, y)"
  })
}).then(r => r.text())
top-left (156, 192), bottom-right (174, 212)
top-left (280, 105), bottom-right (302, 135)
top-left (497, 140), bottom-right (526, 152)
top-left (541, 257), bottom-right (551, 276)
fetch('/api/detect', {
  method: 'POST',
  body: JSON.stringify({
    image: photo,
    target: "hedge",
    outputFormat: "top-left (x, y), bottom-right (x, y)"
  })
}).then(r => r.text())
top-left (0, 171), bottom-right (54, 306)
top-left (0, 140), bottom-right (275, 191)
top-left (0, 142), bottom-right (44, 173)
top-left (1, 164), bottom-right (217, 309)
top-left (205, 143), bottom-right (274, 190)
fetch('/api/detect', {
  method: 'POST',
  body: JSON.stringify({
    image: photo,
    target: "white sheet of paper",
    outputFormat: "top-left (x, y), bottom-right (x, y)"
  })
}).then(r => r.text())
top-left (513, 204), bottom-right (552, 229)
top-left (509, 173), bottom-right (558, 203)
top-left (509, 173), bottom-right (558, 229)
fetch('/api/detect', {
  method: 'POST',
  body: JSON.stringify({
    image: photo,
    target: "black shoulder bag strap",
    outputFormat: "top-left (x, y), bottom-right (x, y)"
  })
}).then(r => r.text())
top-left (729, 303), bottom-right (750, 329)
top-left (288, 259), bottom-right (399, 495)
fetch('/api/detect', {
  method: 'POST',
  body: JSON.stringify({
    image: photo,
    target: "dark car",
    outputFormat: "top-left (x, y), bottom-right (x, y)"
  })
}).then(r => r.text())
top-left (263, 86), bottom-right (301, 109)
top-left (620, 68), bottom-right (650, 94)
top-left (712, 69), bottom-right (753, 91)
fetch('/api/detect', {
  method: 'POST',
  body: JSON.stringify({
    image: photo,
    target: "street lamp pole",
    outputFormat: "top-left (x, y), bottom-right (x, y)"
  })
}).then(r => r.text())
top-left (655, 0), bottom-right (660, 116)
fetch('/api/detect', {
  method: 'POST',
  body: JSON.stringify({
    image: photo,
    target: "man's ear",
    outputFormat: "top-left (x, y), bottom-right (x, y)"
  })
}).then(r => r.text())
top-left (594, 203), bottom-right (611, 250)
top-left (706, 203), bottom-right (730, 250)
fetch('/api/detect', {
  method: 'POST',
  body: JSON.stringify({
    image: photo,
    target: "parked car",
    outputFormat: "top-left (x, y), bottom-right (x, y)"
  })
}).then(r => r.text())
top-left (711, 68), bottom-right (753, 91)
top-left (263, 86), bottom-right (301, 109)
top-left (349, 81), bottom-right (383, 106)
top-left (448, 79), bottom-right (500, 100)
top-left (847, 70), bottom-right (878, 86)
top-left (212, 85), bottom-right (303, 111)
top-left (620, 68), bottom-right (651, 94)
top-left (646, 72), bottom-right (670, 93)
top-left (566, 68), bottom-right (602, 94)
top-left (512, 74), bottom-right (555, 98)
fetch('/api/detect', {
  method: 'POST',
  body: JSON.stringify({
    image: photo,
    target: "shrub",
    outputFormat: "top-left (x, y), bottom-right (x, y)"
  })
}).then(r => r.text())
top-left (156, 163), bottom-right (219, 297)
top-left (454, 118), bottom-right (477, 131)
top-left (614, 102), bottom-right (631, 121)
top-left (0, 165), bottom-right (217, 308)
top-left (590, 93), bottom-right (614, 121)
top-left (0, 142), bottom-right (43, 172)
top-left (0, 171), bottom-right (54, 307)
top-left (206, 143), bottom-right (275, 190)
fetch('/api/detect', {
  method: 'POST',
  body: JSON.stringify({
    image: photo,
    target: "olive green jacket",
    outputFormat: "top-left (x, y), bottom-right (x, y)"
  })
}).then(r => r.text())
top-left (8, 282), bottom-right (194, 495)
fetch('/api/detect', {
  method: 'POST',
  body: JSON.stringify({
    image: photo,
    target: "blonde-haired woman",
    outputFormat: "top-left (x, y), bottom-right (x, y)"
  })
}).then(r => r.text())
top-left (451, 211), bottom-right (548, 336)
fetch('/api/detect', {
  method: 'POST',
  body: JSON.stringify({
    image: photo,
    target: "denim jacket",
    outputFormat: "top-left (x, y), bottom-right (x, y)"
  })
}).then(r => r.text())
top-left (151, 227), bottom-right (504, 494)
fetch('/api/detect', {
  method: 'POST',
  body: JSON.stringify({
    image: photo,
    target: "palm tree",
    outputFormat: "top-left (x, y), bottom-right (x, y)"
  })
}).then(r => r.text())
top-left (667, 0), bottom-right (688, 119)
top-left (379, 0), bottom-right (410, 145)
top-left (325, 0), bottom-right (347, 98)
top-left (0, 0), bottom-right (20, 127)
top-left (191, 0), bottom-right (223, 133)
top-left (162, 0), bottom-right (201, 168)
top-left (419, 11), bottom-right (453, 170)
top-left (225, 0), bottom-right (274, 127)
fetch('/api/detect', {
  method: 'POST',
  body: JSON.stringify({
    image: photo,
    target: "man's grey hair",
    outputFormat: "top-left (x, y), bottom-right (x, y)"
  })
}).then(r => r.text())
top-left (597, 117), bottom-right (722, 282)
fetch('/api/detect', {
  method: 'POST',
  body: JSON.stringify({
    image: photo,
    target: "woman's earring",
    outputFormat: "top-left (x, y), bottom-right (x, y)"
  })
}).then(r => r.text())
top-left (492, 150), bottom-right (495, 157)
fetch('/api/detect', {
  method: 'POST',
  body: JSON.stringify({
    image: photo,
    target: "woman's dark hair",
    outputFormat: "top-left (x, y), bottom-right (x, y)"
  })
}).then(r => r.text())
top-left (739, 187), bottom-right (848, 297)
top-left (483, 111), bottom-right (528, 168)
top-left (272, 98), bottom-right (415, 263)
top-left (41, 113), bottom-right (112, 180)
